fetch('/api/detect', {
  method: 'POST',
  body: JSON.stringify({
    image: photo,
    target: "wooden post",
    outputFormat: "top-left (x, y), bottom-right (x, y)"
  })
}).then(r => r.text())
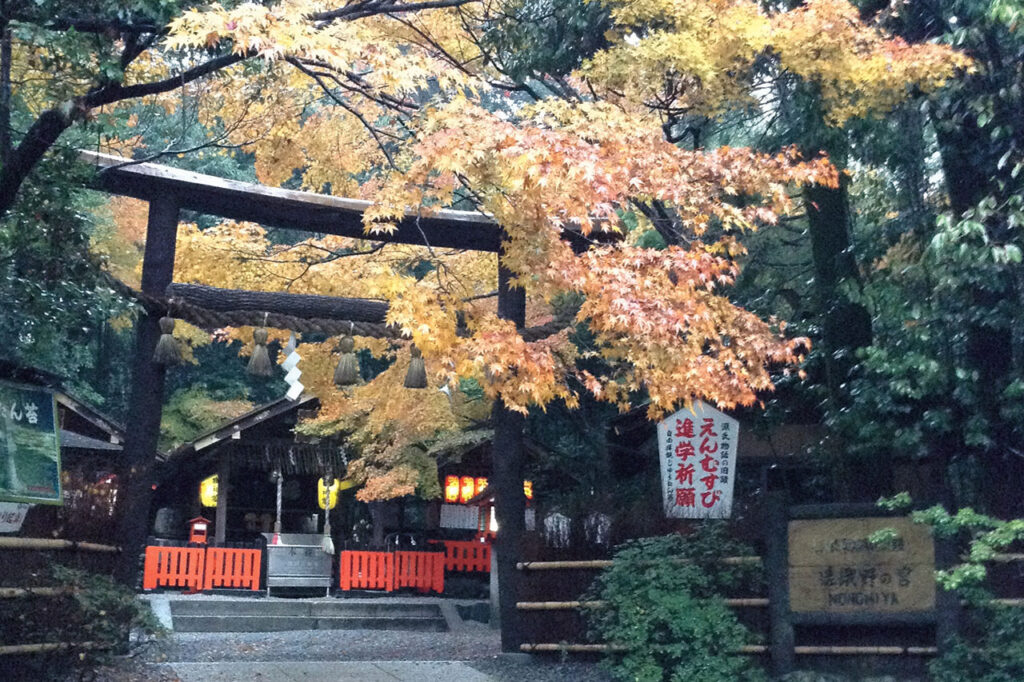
top-left (765, 490), bottom-right (795, 676)
top-left (113, 196), bottom-right (180, 585)
top-left (490, 534), bottom-right (500, 629)
top-left (493, 262), bottom-right (527, 652)
top-left (214, 449), bottom-right (230, 545)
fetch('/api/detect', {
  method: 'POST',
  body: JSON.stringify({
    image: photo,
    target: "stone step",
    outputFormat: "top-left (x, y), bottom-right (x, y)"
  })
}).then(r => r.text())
top-left (172, 614), bottom-right (447, 633)
top-left (169, 599), bottom-right (442, 619)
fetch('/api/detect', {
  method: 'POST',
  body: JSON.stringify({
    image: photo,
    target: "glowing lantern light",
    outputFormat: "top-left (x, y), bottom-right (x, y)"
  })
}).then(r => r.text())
top-left (475, 477), bottom-right (489, 497)
top-left (199, 475), bottom-right (218, 507)
top-left (317, 477), bottom-right (341, 510)
top-left (524, 480), bottom-right (533, 500)
top-left (444, 475), bottom-right (460, 503)
top-left (460, 476), bottom-right (475, 504)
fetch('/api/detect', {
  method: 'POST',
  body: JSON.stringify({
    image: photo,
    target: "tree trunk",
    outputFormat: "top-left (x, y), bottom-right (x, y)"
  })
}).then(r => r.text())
top-left (0, 22), bottom-right (12, 165)
top-left (804, 174), bottom-right (872, 398)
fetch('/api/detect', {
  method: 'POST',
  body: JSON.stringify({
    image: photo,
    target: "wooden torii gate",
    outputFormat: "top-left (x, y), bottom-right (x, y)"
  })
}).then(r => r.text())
top-left (83, 151), bottom-right (531, 650)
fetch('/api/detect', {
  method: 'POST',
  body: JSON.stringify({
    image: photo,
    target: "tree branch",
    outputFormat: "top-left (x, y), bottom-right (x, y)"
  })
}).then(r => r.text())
top-left (0, 52), bottom-right (248, 217)
top-left (310, 0), bottom-right (479, 23)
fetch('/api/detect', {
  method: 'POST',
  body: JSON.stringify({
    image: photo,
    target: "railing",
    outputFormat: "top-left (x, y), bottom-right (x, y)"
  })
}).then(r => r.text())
top-left (338, 550), bottom-right (444, 593)
top-left (203, 547), bottom-right (262, 591)
top-left (340, 550), bottom-right (393, 591)
top-left (394, 551), bottom-right (445, 593)
top-left (431, 539), bottom-right (491, 573)
top-left (142, 546), bottom-right (206, 591)
top-left (142, 545), bottom-right (260, 592)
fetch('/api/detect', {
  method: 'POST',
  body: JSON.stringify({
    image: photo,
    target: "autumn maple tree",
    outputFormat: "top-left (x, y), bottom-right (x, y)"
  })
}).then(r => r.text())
top-left (92, 0), bottom-right (965, 501)
top-left (26, 0), bottom-right (963, 501)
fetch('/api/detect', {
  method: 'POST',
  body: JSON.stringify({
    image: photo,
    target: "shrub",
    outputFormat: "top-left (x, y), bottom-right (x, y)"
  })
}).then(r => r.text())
top-left (930, 599), bottom-right (1024, 682)
top-left (584, 525), bottom-right (767, 682)
top-left (2, 566), bottom-right (164, 680)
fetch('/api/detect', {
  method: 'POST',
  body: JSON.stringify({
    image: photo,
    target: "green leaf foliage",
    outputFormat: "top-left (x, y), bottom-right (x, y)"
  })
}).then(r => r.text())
top-left (584, 526), bottom-right (766, 682)
top-left (931, 603), bottom-right (1024, 682)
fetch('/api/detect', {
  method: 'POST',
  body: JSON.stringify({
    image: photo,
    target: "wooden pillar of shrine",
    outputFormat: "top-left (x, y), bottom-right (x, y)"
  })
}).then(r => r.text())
top-left (114, 196), bottom-right (180, 584)
top-left (492, 262), bottom-right (527, 652)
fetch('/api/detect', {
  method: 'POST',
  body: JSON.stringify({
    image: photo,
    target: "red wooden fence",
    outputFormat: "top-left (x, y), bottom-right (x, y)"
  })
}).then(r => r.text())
top-left (340, 550), bottom-right (394, 591)
top-left (431, 540), bottom-right (491, 572)
top-left (142, 546), bottom-right (206, 591)
top-left (143, 545), bottom-right (260, 592)
top-left (338, 550), bottom-right (444, 593)
top-left (203, 547), bottom-right (262, 590)
top-left (394, 551), bottom-right (445, 593)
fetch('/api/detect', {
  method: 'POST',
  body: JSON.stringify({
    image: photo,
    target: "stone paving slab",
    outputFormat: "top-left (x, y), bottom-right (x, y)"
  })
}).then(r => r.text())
top-left (165, 661), bottom-right (494, 681)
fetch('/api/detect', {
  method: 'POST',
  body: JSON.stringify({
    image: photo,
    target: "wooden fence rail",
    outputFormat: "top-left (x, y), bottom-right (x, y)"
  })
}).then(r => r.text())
top-left (0, 587), bottom-right (77, 599)
top-left (516, 556), bottom-right (762, 571)
top-left (520, 643), bottom-right (938, 656)
top-left (0, 537), bottom-right (119, 553)
top-left (516, 598), bottom-right (770, 611)
top-left (0, 641), bottom-right (110, 657)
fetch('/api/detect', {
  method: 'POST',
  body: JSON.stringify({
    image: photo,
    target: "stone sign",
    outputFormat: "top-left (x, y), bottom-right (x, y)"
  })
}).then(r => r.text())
top-left (788, 516), bottom-right (935, 614)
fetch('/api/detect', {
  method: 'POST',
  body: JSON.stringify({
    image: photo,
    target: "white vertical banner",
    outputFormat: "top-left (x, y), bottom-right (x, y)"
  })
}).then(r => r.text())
top-left (656, 401), bottom-right (739, 519)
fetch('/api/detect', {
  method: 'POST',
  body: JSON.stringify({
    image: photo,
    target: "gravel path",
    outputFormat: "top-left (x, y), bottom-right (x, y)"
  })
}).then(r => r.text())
top-left (121, 627), bottom-right (614, 682)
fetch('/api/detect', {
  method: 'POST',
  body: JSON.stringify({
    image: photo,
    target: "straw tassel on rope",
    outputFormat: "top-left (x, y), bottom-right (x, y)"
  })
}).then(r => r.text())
top-left (404, 344), bottom-right (427, 389)
top-left (152, 317), bottom-right (182, 365)
top-left (247, 327), bottom-right (273, 376)
top-left (333, 335), bottom-right (360, 386)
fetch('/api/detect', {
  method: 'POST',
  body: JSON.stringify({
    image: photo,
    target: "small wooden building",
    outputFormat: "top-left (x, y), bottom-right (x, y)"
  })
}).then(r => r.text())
top-left (152, 394), bottom-right (351, 544)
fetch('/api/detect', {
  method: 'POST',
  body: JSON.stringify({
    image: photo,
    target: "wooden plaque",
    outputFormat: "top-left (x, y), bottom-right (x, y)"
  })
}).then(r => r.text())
top-left (788, 517), bottom-right (935, 614)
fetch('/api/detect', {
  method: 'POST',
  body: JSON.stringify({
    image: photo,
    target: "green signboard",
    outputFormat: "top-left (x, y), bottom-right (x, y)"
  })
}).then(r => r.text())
top-left (0, 382), bottom-right (62, 505)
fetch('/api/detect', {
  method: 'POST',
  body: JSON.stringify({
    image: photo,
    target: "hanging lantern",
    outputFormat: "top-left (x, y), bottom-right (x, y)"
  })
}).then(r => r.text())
top-left (524, 480), bottom-right (534, 500)
top-left (247, 327), bottom-right (273, 376)
top-left (459, 475), bottom-right (475, 504)
top-left (199, 474), bottom-right (218, 507)
top-left (333, 335), bottom-right (360, 386)
top-left (475, 477), bottom-right (489, 497)
top-left (152, 317), bottom-right (182, 365)
top-left (317, 477), bottom-right (341, 510)
top-left (444, 475), bottom-right (460, 503)
top-left (404, 344), bottom-right (427, 388)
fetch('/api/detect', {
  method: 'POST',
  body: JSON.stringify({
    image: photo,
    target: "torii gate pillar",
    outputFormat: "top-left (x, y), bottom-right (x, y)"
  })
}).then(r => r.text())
top-left (492, 263), bottom-right (527, 652)
top-left (114, 196), bottom-right (179, 584)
